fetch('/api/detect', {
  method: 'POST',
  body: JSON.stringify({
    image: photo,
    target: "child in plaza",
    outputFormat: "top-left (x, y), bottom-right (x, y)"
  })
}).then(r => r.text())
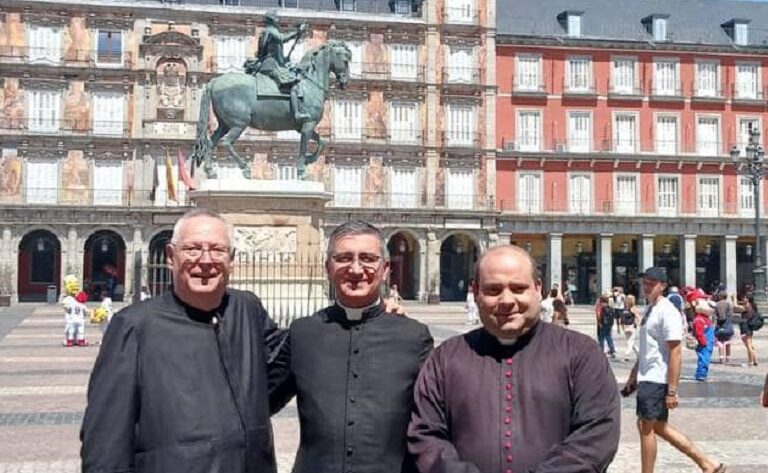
top-left (689, 289), bottom-right (715, 381)
top-left (61, 274), bottom-right (88, 347)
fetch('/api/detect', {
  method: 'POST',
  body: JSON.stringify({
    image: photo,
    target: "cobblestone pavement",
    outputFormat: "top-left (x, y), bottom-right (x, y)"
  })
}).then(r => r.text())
top-left (0, 302), bottom-right (767, 473)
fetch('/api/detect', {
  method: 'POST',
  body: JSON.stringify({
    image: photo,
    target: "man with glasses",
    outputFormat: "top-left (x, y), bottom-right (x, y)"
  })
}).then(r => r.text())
top-left (81, 208), bottom-right (285, 473)
top-left (622, 267), bottom-right (725, 473)
top-left (270, 220), bottom-right (433, 473)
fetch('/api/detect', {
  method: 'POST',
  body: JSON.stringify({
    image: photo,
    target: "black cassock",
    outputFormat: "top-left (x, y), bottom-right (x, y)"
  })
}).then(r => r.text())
top-left (270, 304), bottom-right (434, 473)
top-left (408, 321), bottom-right (620, 473)
top-left (81, 289), bottom-right (286, 473)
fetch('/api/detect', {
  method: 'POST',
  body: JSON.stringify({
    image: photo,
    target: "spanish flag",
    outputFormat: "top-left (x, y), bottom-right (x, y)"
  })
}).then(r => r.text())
top-left (165, 150), bottom-right (177, 202)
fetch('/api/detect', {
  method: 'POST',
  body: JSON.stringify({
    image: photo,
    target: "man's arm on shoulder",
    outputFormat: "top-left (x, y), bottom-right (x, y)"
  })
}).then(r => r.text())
top-left (80, 312), bottom-right (140, 472)
top-left (534, 338), bottom-right (621, 473)
top-left (407, 347), bottom-right (481, 473)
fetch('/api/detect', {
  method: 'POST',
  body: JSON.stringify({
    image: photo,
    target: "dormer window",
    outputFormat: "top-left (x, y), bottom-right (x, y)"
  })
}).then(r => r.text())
top-left (557, 10), bottom-right (584, 38)
top-left (642, 14), bottom-right (670, 42)
top-left (722, 19), bottom-right (750, 46)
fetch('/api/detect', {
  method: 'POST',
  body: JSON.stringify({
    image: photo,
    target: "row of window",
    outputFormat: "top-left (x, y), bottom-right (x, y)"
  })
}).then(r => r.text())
top-left (26, 25), bottom-right (124, 66)
top-left (516, 172), bottom-right (755, 218)
top-left (180, 0), bottom-right (421, 16)
top-left (509, 109), bottom-right (758, 156)
top-left (15, 159), bottom-right (479, 210)
top-left (25, 89), bottom-right (125, 135)
top-left (514, 55), bottom-right (764, 99)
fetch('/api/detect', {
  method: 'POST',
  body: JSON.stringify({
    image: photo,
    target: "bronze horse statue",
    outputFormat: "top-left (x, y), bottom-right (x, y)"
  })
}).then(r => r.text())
top-left (191, 41), bottom-right (351, 179)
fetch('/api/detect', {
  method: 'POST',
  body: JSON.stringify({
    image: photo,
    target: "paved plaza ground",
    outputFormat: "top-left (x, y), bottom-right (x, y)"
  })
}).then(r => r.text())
top-left (0, 302), bottom-right (767, 473)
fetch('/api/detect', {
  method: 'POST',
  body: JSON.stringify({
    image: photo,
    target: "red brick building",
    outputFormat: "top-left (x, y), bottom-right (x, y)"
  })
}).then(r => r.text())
top-left (496, 0), bottom-right (768, 301)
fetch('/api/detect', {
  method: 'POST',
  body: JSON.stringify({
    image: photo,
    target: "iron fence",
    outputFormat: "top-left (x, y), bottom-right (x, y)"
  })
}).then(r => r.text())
top-left (145, 250), bottom-right (331, 327)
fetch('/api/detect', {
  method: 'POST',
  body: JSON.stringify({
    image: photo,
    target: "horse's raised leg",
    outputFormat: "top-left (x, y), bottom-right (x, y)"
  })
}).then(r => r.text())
top-left (220, 126), bottom-right (250, 179)
top-left (204, 124), bottom-right (229, 178)
top-left (306, 129), bottom-right (325, 165)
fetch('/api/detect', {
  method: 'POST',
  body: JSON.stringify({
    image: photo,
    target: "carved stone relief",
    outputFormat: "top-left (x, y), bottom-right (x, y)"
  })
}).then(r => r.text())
top-left (157, 60), bottom-right (186, 119)
top-left (234, 226), bottom-right (297, 256)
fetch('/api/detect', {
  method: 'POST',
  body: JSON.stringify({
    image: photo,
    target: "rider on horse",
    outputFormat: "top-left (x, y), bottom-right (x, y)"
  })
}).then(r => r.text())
top-left (245, 12), bottom-right (309, 123)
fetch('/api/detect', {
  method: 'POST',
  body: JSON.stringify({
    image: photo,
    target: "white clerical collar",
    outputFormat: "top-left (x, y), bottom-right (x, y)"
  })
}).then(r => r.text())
top-left (337, 299), bottom-right (381, 321)
top-left (496, 337), bottom-right (518, 346)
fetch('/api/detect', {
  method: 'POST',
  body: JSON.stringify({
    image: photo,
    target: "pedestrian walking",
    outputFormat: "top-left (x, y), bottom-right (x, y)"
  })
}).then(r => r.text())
top-left (739, 296), bottom-right (760, 366)
top-left (621, 294), bottom-right (641, 361)
top-left (622, 267), bottom-right (725, 473)
top-left (597, 293), bottom-right (617, 359)
top-left (688, 289), bottom-right (715, 382)
top-left (541, 288), bottom-right (557, 323)
top-left (612, 287), bottom-right (626, 336)
top-left (466, 278), bottom-right (479, 324)
top-left (713, 292), bottom-right (735, 364)
top-left (552, 298), bottom-right (569, 327)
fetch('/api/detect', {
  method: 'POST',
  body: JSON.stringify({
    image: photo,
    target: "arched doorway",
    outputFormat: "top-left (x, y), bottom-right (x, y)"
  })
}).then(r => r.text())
top-left (440, 233), bottom-right (478, 302)
top-left (83, 230), bottom-right (126, 301)
top-left (18, 230), bottom-right (61, 302)
top-left (148, 231), bottom-right (172, 296)
top-left (387, 232), bottom-right (419, 300)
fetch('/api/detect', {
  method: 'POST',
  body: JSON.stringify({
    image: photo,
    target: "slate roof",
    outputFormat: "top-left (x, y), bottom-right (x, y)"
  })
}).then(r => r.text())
top-left (497, 0), bottom-right (768, 47)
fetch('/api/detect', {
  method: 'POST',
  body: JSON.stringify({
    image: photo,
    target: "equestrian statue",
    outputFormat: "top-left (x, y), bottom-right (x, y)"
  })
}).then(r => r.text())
top-left (191, 12), bottom-right (351, 179)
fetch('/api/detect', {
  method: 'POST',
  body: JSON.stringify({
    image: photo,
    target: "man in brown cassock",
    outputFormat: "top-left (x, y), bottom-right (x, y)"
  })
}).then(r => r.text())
top-left (408, 245), bottom-right (620, 473)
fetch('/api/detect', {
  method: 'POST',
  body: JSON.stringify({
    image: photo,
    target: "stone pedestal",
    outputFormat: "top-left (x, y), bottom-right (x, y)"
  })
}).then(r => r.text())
top-left (190, 179), bottom-right (332, 257)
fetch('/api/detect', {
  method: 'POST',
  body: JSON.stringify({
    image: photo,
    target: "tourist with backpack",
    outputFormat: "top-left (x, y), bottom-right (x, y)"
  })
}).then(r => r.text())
top-left (739, 296), bottom-right (762, 366)
top-left (713, 292), bottom-right (735, 364)
top-left (597, 293), bottom-right (617, 359)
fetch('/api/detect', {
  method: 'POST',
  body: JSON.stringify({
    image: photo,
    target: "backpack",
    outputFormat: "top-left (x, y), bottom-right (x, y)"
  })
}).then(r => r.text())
top-left (601, 305), bottom-right (614, 325)
top-left (621, 309), bottom-right (635, 326)
top-left (748, 313), bottom-right (765, 331)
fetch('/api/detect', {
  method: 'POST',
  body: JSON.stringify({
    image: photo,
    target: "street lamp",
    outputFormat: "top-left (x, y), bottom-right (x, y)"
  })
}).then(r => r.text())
top-left (730, 125), bottom-right (767, 303)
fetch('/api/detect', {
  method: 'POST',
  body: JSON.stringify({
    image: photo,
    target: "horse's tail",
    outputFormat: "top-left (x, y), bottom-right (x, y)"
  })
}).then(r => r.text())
top-left (191, 85), bottom-right (213, 169)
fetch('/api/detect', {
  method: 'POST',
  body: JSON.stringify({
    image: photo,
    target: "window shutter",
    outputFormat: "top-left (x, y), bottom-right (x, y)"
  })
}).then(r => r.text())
top-left (26, 160), bottom-right (59, 204)
top-left (446, 168), bottom-right (473, 209)
top-left (333, 166), bottom-right (362, 207)
top-left (94, 162), bottom-right (123, 206)
top-left (391, 168), bottom-right (417, 207)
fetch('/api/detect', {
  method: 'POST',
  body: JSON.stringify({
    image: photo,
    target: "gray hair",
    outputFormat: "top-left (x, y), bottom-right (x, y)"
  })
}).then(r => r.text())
top-left (475, 244), bottom-right (542, 284)
top-left (326, 220), bottom-right (388, 261)
top-left (171, 208), bottom-right (235, 249)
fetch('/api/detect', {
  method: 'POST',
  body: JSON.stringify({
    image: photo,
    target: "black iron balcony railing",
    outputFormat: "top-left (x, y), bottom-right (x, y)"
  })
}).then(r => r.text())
top-left (511, 75), bottom-right (547, 95)
top-left (732, 84), bottom-right (765, 103)
top-left (331, 191), bottom-right (493, 211)
top-left (442, 66), bottom-right (481, 84)
top-left (348, 62), bottom-right (425, 82)
top-left (0, 118), bottom-right (131, 138)
top-left (649, 82), bottom-right (685, 100)
top-left (1, 187), bottom-right (190, 208)
top-left (442, 6), bottom-right (480, 24)
top-left (500, 199), bottom-right (739, 218)
top-left (607, 82), bottom-right (644, 98)
top-left (441, 131), bottom-right (482, 149)
top-left (691, 81), bottom-right (725, 101)
top-left (562, 79), bottom-right (597, 97)
top-left (0, 45), bottom-right (132, 68)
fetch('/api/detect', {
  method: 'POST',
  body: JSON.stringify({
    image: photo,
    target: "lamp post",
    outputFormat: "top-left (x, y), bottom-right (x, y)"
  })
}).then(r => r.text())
top-left (730, 125), bottom-right (767, 303)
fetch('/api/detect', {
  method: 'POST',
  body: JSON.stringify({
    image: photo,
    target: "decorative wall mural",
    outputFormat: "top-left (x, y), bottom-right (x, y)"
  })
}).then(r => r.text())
top-left (0, 154), bottom-right (22, 202)
top-left (61, 150), bottom-right (91, 204)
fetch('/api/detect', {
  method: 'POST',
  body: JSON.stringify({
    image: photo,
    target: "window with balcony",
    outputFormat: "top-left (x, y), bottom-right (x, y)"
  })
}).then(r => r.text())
top-left (518, 172), bottom-right (541, 213)
top-left (390, 167), bottom-right (417, 208)
top-left (515, 54), bottom-right (541, 92)
top-left (569, 174), bottom-right (591, 214)
top-left (25, 159), bottom-right (58, 204)
top-left (390, 44), bottom-right (418, 81)
top-left (27, 89), bottom-right (61, 133)
top-left (445, 104), bottom-right (475, 146)
top-left (446, 47), bottom-right (474, 83)
top-left (567, 112), bottom-right (590, 152)
top-left (346, 41), bottom-right (363, 79)
top-left (93, 162), bottom-right (123, 206)
top-left (28, 25), bottom-right (61, 64)
top-left (278, 164), bottom-right (298, 181)
top-left (615, 175), bottom-right (637, 215)
top-left (697, 176), bottom-right (720, 217)
top-left (446, 168), bottom-right (474, 209)
top-left (566, 56), bottom-right (592, 92)
top-left (738, 118), bottom-right (760, 156)
top-left (611, 58), bottom-right (636, 94)
top-left (392, 0), bottom-right (412, 15)
top-left (614, 113), bottom-right (637, 153)
top-left (334, 100), bottom-right (363, 141)
top-left (517, 111), bottom-right (541, 152)
top-left (653, 59), bottom-right (679, 96)
top-left (657, 176), bottom-right (679, 216)
top-left (216, 36), bottom-right (248, 73)
top-left (96, 30), bottom-right (123, 66)
top-left (389, 102), bottom-right (419, 143)
top-left (695, 61), bottom-right (719, 97)
top-left (696, 116), bottom-right (720, 156)
top-left (655, 115), bottom-right (678, 154)
top-left (334, 166), bottom-right (362, 207)
top-left (92, 92), bottom-right (125, 136)
top-left (740, 176), bottom-right (755, 217)
top-left (735, 63), bottom-right (759, 99)
top-left (445, 0), bottom-right (475, 23)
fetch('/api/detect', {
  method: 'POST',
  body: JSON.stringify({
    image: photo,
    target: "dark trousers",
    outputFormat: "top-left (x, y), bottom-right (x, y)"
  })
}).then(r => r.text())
top-left (598, 323), bottom-right (616, 355)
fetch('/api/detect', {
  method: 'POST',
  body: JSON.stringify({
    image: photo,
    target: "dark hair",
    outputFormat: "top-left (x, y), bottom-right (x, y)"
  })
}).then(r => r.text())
top-left (326, 220), bottom-right (387, 261)
top-left (549, 289), bottom-right (558, 298)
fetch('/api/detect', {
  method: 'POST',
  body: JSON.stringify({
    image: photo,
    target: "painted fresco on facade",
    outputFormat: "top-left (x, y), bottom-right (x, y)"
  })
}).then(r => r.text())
top-left (1, 78), bottom-right (23, 129)
top-left (0, 154), bottom-right (22, 202)
top-left (64, 17), bottom-right (89, 61)
top-left (366, 92), bottom-right (387, 140)
top-left (363, 156), bottom-right (384, 206)
top-left (64, 82), bottom-right (89, 131)
top-left (61, 150), bottom-right (91, 204)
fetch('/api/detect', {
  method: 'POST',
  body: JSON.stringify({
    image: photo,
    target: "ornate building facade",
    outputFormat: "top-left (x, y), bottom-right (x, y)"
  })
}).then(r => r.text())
top-left (496, 0), bottom-right (768, 302)
top-left (0, 0), bottom-right (496, 303)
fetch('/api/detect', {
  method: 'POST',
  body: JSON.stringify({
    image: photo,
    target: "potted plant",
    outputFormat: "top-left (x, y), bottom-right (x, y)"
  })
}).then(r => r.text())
top-left (0, 265), bottom-right (13, 307)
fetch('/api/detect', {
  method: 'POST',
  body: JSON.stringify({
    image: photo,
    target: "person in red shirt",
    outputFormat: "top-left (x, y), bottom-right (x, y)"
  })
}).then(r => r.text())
top-left (688, 289), bottom-right (714, 382)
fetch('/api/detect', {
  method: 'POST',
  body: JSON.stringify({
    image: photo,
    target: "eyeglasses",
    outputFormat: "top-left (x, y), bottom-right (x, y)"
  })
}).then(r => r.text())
top-left (330, 252), bottom-right (383, 269)
top-left (173, 244), bottom-right (232, 262)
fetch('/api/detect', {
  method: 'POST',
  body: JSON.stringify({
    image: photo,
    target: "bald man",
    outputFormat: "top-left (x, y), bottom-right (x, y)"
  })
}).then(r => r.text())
top-left (408, 245), bottom-right (620, 473)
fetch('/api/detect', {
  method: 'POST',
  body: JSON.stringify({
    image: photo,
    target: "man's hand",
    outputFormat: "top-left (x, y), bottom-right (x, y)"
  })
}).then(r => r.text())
top-left (665, 392), bottom-right (679, 409)
top-left (384, 297), bottom-right (407, 316)
top-left (620, 378), bottom-right (636, 397)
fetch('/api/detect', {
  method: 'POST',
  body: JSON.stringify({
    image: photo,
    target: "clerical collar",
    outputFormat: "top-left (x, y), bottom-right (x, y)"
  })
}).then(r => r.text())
top-left (496, 337), bottom-right (518, 346)
top-left (173, 290), bottom-right (227, 324)
top-left (337, 299), bottom-right (381, 320)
